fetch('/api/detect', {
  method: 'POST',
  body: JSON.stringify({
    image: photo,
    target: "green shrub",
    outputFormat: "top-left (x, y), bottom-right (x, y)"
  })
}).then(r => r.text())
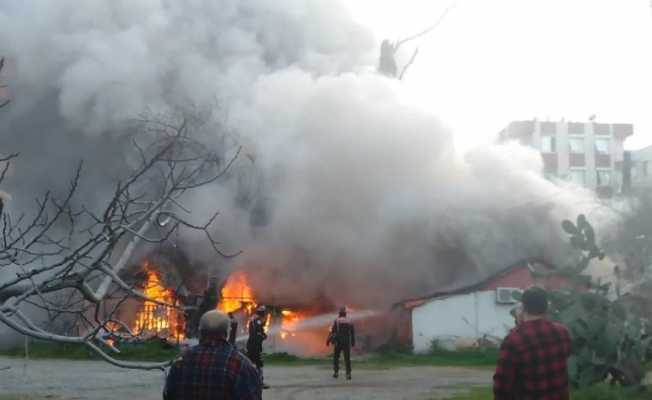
top-left (547, 215), bottom-right (652, 387)
top-left (0, 339), bottom-right (179, 362)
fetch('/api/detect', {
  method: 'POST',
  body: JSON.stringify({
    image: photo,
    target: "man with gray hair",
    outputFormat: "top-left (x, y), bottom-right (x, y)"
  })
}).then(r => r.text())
top-left (163, 310), bottom-right (262, 400)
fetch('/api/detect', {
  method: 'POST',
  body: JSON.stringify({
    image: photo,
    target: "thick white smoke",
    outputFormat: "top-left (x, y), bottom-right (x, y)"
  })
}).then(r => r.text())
top-left (0, 0), bottom-right (610, 315)
top-left (0, 0), bottom-right (373, 133)
top-left (222, 71), bottom-right (604, 307)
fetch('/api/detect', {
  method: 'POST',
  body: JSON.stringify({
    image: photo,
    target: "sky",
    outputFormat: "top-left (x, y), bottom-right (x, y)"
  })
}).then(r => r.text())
top-left (345, 0), bottom-right (652, 152)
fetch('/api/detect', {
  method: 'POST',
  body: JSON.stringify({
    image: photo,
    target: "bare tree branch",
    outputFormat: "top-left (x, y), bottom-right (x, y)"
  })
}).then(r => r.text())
top-left (0, 114), bottom-right (241, 369)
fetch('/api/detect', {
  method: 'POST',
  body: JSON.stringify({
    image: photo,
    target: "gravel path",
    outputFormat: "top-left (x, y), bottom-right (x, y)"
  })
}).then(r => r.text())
top-left (0, 357), bottom-right (492, 400)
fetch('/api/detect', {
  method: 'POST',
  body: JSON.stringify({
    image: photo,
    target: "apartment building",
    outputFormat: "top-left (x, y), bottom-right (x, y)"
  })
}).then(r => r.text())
top-left (499, 120), bottom-right (633, 196)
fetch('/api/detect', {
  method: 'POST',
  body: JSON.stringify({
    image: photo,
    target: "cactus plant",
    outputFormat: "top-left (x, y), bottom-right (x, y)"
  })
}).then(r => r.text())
top-left (546, 215), bottom-right (651, 388)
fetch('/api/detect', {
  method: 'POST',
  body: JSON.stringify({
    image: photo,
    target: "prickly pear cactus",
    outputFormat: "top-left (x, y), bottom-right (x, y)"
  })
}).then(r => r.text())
top-left (548, 215), bottom-right (651, 387)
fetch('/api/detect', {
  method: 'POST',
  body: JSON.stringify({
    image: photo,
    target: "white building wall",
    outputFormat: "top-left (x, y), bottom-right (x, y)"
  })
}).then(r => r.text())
top-left (584, 123), bottom-right (597, 188)
top-left (632, 145), bottom-right (652, 190)
top-left (411, 291), bottom-right (516, 353)
top-left (556, 122), bottom-right (570, 177)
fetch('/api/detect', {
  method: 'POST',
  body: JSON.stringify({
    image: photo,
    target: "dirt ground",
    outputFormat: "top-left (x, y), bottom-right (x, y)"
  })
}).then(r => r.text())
top-left (0, 357), bottom-right (492, 400)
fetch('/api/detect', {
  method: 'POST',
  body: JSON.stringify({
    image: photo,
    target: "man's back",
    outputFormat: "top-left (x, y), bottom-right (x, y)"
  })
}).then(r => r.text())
top-left (493, 318), bottom-right (572, 400)
top-left (164, 338), bottom-right (261, 400)
top-left (332, 316), bottom-right (355, 347)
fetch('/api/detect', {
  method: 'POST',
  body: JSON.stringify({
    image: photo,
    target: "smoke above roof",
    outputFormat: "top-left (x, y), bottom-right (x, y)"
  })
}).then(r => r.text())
top-left (0, 1), bottom-right (612, 310)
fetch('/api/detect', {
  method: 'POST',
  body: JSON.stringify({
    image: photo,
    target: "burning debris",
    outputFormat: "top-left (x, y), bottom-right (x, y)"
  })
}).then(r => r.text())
top-left (210, 268), bottom-right (382, 355)
top-left (132, 261), bottom-right (185, 341)
top-left (215, 270), bottom-right (328, 354)
top-left (217, 271), bottom-right (257, 315)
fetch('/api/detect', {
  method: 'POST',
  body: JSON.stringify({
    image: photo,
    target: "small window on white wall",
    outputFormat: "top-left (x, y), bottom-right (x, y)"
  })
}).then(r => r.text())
top-left (595, 138), bottom-right (610, 155)
top-left (569, 138), bottom-right (585, 154)
top-left (541, 136), bottom-right (556, 153)
top-left (596, 170), bottom-right (611, 186)
top-left (569, 169), bottom-right (586, 186)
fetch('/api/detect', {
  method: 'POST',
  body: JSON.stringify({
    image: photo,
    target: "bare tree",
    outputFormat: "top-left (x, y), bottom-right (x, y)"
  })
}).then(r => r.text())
top-left (0, 112), bottom-right (241, 369)
top-left (378, 4), bottom-right (456, 80)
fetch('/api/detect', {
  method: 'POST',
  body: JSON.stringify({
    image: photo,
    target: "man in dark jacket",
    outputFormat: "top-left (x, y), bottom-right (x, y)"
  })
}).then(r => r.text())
top-left (163, 310), bottom-right (261, 400)
top-left (228, 312), bottom-right (238, 346)
top-left (246, 305), bottom-right (269, 389)
top-left (327, 306), bottom-right (355, 380)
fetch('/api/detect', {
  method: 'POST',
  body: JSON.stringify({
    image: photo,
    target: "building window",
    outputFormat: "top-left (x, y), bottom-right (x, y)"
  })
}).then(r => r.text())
top-left (541, 122), bottom-right (556, 134)
top-left (569, 169), bottom-right (586, 186)
top-left (644, 161), bottom-right (649, 177)
top-left (568, 122), bottom-right (585, 135)
top-left (593, 123), bottom-right (610, 136)
top-left (596, 170), bottom-right (611, 186)
top-left (569, 137), bottom-right (585, 154)
top-left (541, 136), bottom-right (556, 153)
top-left (595, 138), bottom-right (610, 155)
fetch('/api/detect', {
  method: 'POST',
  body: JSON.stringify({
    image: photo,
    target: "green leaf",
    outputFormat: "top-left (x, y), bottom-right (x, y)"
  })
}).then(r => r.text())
top-left (578, 366), bottom-right (597, 388)
top-left (568, 355), bottom-right (578, 379)
top-left (570, 235), bottom-right (588, 250)
top-left (583, 224), bottom-right (596, 246)
top-left (562, 220), bottom-right (579, 235)
top-left (611, 302), bottom-right (627, 320)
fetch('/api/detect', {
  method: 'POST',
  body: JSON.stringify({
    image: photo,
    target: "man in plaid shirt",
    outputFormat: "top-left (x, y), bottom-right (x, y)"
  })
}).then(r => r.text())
top-left (493, 287), bottom-right (572, 400)
top-left (164, 310), bottom-right (261, 400)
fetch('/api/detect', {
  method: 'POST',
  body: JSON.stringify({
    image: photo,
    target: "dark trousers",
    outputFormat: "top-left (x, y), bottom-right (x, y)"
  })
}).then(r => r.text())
top-left (247, 348), bottom-right (265, 384)
top-left (247, 350), bottom-right (263, 369)
top-left (333, 344), bottom-right (351, 375)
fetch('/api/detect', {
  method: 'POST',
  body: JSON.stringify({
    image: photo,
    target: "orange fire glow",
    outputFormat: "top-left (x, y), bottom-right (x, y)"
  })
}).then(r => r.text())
top-left (279, 309), bottom-right (302, 340)
top-left (216, 271), bottom-right (340, 356)
top-left (133, 262), bottom-right (185, 341)
top-left (217, 271), bottom-right (256, 313)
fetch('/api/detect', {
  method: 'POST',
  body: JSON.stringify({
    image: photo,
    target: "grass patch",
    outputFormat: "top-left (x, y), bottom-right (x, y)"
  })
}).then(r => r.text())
top-left (447, 385), bottom-right (652, 400)
top-left (359, 348), bottom-right (498, 369)
top-left (0, 342), bottom-right (497, 368)
top-left (445, 387), bottom-right (492, 400)
top-left (264, 352), bottom-right (328, 366)
top-left (0, 340), bottom-right (179, 362)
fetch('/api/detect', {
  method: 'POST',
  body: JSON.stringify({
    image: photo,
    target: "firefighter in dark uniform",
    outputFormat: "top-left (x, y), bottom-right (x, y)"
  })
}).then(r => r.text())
top-left (327, 306), bottom-right (355, 380)
top-left (247, 305), bottom-right (269, 388)
top-left (227, 312), bottom-right (238, 346)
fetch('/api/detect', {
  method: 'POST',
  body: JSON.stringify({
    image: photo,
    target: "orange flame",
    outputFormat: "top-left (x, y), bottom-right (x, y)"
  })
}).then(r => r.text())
top-left (216, 271), bottom-right (312, 340)
top-left (217, 271), bottom-right (256, 313)
top-left (279, 309), bottom-right (303, 340)
top-left (133, 262), bottom-right (184, 341)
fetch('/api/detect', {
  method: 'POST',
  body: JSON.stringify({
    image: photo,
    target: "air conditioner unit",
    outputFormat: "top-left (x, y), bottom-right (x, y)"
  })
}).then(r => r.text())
top-left (495, 287), bottom-right (522, 304)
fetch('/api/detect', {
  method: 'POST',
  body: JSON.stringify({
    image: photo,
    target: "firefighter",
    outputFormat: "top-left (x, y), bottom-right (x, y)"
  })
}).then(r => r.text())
top-left (326, 306), bottom-right (355, 380)
top-left (227, 312), bottom-right (238, 346)
top-left (247, 305), bottom-right (269, 389)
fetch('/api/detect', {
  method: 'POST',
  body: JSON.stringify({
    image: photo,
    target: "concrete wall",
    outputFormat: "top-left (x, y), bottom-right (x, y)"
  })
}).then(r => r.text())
top-left (632, 145), bottom-right (652, 191)
top-left (411, 290), bottom-right (515, 353)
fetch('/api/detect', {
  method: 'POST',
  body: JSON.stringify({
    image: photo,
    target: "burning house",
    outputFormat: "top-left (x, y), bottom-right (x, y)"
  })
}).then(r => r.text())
top-left (89, 256), bottom-right (363, 355)
top-left (86, 259), bottom-right (190, 345)
top-left (0, 0), bottom-right (618, 357)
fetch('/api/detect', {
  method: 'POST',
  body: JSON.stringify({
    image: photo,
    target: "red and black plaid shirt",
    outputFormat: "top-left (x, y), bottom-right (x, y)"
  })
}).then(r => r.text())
top-left (493, 318), bottom-right (572, 400)
top-left (164, 336), bottom-right (261, 400)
